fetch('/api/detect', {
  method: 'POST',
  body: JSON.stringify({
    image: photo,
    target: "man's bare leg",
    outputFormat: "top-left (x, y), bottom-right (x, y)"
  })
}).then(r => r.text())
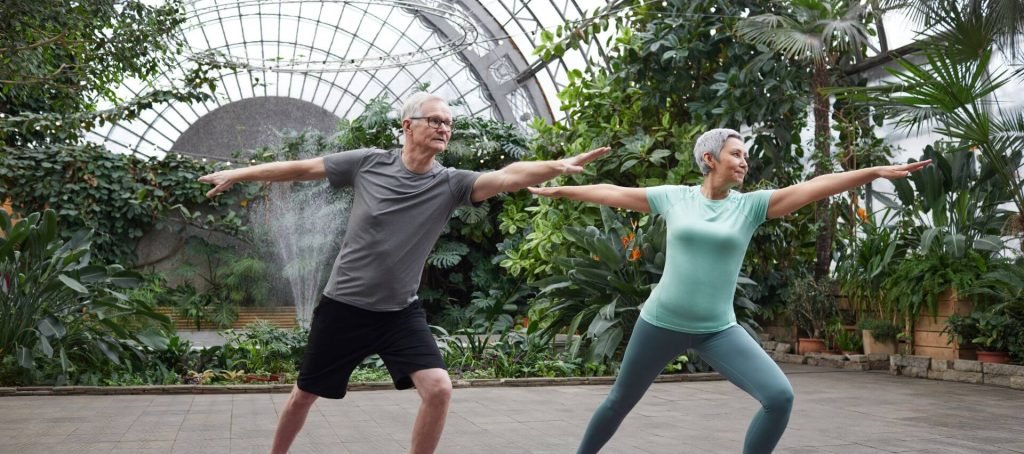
top-left (270, 384), bottom-right (319, 454)
top-left (408, 368), bottom-right (453, 454)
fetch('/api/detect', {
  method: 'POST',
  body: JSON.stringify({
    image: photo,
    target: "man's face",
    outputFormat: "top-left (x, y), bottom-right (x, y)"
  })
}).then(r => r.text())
top-left (404, 100), bottom-right (452, 154)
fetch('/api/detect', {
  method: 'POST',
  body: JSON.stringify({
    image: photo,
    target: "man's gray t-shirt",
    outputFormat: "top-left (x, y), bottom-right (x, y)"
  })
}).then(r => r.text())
top-left (321, 148), bottom-right (481, 311)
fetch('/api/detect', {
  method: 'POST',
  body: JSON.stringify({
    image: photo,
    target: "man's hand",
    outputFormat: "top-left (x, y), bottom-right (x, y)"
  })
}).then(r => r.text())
top-left (198, 170), bottom-right (236, 198)
top-left (556, 146), bottom-right (612, 174)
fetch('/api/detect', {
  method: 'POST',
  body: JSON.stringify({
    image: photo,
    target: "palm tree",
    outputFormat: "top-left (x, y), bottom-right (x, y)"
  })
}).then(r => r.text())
top-left (737, 0), bottom-right (876, 278)
top-left (838, 0), bottom-right (1024, 246)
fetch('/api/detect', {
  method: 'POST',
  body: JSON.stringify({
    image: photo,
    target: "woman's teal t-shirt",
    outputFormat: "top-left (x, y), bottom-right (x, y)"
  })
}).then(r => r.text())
top-left (641, 185), bottom-right (775, 334)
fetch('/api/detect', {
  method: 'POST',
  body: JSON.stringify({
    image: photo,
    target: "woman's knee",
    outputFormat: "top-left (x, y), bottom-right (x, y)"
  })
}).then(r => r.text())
top-left (762, 384), bottom-right (794, 412)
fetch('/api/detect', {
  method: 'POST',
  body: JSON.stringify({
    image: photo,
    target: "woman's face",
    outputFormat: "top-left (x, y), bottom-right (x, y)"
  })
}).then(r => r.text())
top-left (707, 137), bottom-right (749, 185)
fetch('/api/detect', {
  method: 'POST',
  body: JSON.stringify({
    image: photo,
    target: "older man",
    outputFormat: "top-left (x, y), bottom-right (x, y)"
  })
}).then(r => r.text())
top-left (199, 92), bottom-right (609, 454)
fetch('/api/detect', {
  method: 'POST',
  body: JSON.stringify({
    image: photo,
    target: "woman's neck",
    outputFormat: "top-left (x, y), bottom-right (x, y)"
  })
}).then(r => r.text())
top-left (700, 177), bottom-right (732, 200)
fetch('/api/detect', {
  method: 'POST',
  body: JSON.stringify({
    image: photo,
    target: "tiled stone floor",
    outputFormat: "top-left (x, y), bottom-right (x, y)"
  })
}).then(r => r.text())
top-left (2, 364), bottom-right (1022, 453)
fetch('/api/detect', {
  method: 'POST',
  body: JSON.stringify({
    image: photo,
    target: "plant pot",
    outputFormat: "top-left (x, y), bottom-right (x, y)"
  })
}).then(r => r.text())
top-left (798, 338), bottom-right (827, 355)
top-left (976, 351), bottom-right (1010, 364)
top-left (862, 329), bottom-right (897, 355)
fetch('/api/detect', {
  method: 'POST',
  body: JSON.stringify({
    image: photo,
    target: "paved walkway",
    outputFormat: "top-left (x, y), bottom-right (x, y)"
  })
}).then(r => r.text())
top-left (2, 364), bottom-right (1022, 453)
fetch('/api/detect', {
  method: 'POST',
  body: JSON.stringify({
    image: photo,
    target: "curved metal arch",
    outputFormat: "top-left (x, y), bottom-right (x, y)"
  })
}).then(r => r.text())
top-left (88, 0), bottom-right (617, 156)
top-left (182, 0), bottom-right (480, 72)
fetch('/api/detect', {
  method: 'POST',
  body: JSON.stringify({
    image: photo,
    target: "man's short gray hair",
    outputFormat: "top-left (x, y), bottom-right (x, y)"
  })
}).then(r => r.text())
top-left (693, 128), bottom-right (742, 175)
top-left (401, 92), bottom-right (447, 120)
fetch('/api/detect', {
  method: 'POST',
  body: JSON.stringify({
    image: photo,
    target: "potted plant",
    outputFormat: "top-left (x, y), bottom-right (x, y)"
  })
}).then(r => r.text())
top-left (946, 310), bottom-right (1015, 363)
top-left (858, 319), bottom-right (900, 355)
top-left (827, 319), bottom-right (863, 355)
top-left (969, 310), bottom-right (1016, 363)
top-left (788, 275), bottom-right (838, 354)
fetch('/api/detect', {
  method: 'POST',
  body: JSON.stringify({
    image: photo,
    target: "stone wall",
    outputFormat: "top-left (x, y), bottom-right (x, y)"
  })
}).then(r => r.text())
top-left (890, 354), bottom-right (1024, 390)
top-left (760, 340), bottom-right (891, 370)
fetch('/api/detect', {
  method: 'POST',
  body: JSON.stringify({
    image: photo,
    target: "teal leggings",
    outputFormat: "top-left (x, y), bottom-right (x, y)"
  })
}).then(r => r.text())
top-left (577, 319), bottom-right (794, 454)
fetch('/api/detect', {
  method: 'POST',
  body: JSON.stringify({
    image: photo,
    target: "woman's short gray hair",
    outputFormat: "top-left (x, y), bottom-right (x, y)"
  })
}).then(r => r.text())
top-left (401, 92), bottom-right (447, 120)
top-left (693, 128), bottom-right (742, 175)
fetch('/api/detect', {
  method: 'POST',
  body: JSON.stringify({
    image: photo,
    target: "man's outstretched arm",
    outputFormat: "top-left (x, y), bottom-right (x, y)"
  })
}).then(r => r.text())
top-left (470, 146), bottom-right (611, 202)
top-left (198, 157), bottom-right (327, 198)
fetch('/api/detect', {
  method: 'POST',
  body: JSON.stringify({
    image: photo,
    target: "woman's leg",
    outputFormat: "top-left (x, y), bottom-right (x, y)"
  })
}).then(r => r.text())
top-left (695, 325), bottom-right (794, 454)
top-left (577, 318), bottom-right (690, 454)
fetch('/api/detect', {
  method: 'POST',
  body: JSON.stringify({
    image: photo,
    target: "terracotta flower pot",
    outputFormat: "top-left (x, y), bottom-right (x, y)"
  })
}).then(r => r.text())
top-left (798, 338), bottom-right (827, 355)
top-left (976, 351), bottom-right (1010, 364)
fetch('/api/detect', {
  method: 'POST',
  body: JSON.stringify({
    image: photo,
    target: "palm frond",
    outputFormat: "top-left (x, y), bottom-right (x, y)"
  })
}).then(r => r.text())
top-left (990, 109), bottom-right (1024, 156)
top-left (737, 14), bottom-right (827, 63)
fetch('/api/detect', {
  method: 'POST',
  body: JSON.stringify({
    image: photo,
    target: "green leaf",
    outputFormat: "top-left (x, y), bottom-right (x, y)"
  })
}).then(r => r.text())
top-left (58, 274), bottom-right (88, 293)
top-left (135, 327), bottom-right (169, 350)
top-left (37, 316), bottom-right (65, 338)
top-left (16, 346), bottom-right (34, 369)
top-left (36, 332), bottom-right (54, 358)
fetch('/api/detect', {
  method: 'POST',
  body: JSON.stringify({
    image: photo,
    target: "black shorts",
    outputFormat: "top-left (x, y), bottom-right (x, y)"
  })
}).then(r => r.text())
top-left (297, 295), bottom-right (446, 399)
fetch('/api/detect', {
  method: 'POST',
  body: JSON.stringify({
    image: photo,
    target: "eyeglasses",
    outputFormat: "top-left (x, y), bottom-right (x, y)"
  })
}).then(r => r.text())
top-left (410, 116), bottom-right (454, 130)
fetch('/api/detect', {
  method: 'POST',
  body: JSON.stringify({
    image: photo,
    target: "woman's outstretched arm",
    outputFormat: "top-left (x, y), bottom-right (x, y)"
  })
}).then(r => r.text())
top-left (767, 160), bottom-right (931, 219)
top-left (528, 184), bottom-right (651, 212)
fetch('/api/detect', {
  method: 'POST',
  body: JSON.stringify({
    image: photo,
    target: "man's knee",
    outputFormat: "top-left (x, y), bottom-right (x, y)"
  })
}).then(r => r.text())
top-left (289, 385), bottom-right (320, 408)
top-left (414, 370), bottom-right (452, 405)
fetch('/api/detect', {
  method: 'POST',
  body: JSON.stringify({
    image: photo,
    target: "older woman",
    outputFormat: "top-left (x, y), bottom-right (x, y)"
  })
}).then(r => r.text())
top-left (529, 129), bottom-right (929, 454)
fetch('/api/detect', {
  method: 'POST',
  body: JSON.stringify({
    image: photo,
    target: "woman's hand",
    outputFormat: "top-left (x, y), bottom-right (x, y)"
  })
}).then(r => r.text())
top-left (876, 160), bottom-right (932, 179)
top-left (527, 186), bottom-right (563, 198)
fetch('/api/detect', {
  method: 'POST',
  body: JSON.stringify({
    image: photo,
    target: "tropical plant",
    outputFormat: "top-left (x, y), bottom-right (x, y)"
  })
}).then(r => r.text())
top-left (738, 0), bottom-right (878, 279)
top-left (0, 210), bottom-right (171, 385)
top-left (787, 275), bottom-right (839, 339)
top-left (834, 2), bottom-right (1024, 247)
top-left (961, 259), bottom-right (1024, 360)
top-left (827, 319), bottom-right (863, 353)
top-left (835, 216), bottom-right (906, 320)
top-left (883, 147), bottom-right (1012, 257)
top-left (857, 318), bottom-right (902, 344)
top-left (528, 207), bottom-right (666, 362)
top-left (172, 236), bottom-right (277, 323)
top-left (220, 322), bottom-right (308, 375)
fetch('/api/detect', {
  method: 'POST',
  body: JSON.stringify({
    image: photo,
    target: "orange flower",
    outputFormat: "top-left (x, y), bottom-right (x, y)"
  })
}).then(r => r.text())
top-left (628, 247), bottom-right (641, 261)
top-left (621, 232), bottom-right (635, 248)
top-left (856, 207), bottom-right (868, 222)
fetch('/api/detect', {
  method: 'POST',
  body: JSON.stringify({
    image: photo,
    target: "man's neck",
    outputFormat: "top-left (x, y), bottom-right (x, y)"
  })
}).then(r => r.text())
top-left (401, 145), bottom-right (436, 174)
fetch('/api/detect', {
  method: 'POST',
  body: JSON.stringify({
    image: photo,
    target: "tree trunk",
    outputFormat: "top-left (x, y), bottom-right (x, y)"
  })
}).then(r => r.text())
top-left (812, 61), bottom-right (834, 279)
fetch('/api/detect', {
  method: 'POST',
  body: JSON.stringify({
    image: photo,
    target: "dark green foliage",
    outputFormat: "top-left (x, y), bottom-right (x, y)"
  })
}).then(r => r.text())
top-left (0, 210), bottom-right (172, 385)
top-left (0, 144), bottom-right (256, 261)
top-left (0, 0), bottom-right (219, 147)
